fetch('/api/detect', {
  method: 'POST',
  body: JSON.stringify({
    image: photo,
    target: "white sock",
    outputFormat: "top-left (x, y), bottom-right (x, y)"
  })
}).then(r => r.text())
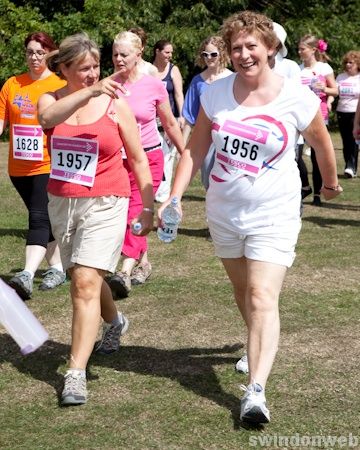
top-left (66, 368), bottom-right (86, 378)
top-left (49, 263), bottom-right (64, 272)
top-left (23, 269), bottom-right (34, 279)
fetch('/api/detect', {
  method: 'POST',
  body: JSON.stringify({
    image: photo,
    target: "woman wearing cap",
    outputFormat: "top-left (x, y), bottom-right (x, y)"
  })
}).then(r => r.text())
top-left (298, 34), bottom-right (339, 206)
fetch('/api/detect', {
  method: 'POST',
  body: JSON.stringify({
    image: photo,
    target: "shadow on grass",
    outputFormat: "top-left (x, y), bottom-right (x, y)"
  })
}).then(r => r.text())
top-left (303, 215), bottom-right (360, 228)
top-left (0, 334), bottom-right (249, 429)
top-left (302, 201), bottom-right (360, 212)
top-left (0, 228), bottom-right (27, 238)
top-left (92, 343), bottom-right (244, 429)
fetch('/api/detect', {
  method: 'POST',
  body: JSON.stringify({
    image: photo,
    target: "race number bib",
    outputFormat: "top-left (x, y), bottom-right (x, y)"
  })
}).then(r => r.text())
top-left (214, 120), bottom-right (267, 177)
top-left (12, 125), bottom-right (44, 161)
top-left (50, 136), bottom-right (98, 187)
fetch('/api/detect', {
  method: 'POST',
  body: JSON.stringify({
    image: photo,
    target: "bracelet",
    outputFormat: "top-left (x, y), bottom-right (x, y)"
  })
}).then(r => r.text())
top-left (142, 207), bottom-right (154, 214)
top-left (323, 185), bottom-right (340, 191)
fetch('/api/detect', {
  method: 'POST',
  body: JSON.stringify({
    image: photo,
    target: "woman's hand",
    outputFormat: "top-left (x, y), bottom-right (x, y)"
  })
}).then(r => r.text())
top-left (131, 208), bottom-right (154, 236)
top-left (320, 184), bottom-right (343, 200)
top-left (90, 71), bottom-right (127, 98)
top-left (157, 197), bottom-right (183, 228)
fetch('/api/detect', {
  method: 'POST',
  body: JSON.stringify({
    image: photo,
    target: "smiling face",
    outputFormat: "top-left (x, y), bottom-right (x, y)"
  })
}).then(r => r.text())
top-left (61, 52), bottom-right (100, 90)
top-left (25, 40), bottom-right (48, 76)
top-left (230, 31), bottom-right (274, 78)
top-left (112, 40), bottom-right (141, 77)
top-left (202, 43), bottom-right (220, 69)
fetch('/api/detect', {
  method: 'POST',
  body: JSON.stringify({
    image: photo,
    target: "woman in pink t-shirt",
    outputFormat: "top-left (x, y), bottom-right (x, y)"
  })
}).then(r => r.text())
top-left (108, 31), bottom-right (185, 298)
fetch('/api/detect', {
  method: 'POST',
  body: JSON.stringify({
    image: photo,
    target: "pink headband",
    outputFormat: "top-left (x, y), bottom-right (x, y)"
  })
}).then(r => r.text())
top-left (317, 39), bottom-right (328, 53)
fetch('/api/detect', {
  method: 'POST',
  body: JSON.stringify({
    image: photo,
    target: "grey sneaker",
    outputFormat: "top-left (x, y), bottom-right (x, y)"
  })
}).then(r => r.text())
top-left (39, 268), bottom-right (66, 291)
top-left (131, 263), bottom-right (152, 285)
top-left (107, 271), bottom-right (131, 298)
top-left (235, 354), bottom-right (249, 374)
top-left (8, 270), bottom-right (33, 300)
top-left (95, 313), bottom-right (129, 355)
top-left (61, 370), bottom-right (87, 406)
top-left (240, 383), bottom-right (270, 424)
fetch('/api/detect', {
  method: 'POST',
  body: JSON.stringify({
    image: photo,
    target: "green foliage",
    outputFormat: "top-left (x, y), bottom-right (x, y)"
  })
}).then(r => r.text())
top-left (0, 0), bottom-right (360, 87)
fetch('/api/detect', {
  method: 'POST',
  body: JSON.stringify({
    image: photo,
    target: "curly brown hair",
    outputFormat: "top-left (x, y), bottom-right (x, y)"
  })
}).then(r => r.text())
top-left (220, 10), bottom-right (277, 55)
top-left (342, 50), bottom-right (360, 72)
top-left (195, 35), bottom-right (230, 69)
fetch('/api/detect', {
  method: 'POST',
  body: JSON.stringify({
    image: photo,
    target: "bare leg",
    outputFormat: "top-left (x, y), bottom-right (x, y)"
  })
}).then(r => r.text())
top-left (45, 240), bottom-right (63, 267)
top-left (68, 265), bottom-right (106, 369)
top-left (100, 279), bottom-right (118, 323)
top-left (221, 257), bottom-right (286, 388)
top-left (138, 251), bottom-right (149, 266)
top-left (119, 256), bottom-right (137, 276)
top-left (24, 245), bottom-right (46, 274)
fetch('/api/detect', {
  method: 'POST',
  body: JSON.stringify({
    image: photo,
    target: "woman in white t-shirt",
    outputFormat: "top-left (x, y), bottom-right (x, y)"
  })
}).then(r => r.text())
top-left (298, 35), bottom-right (338, 206)
top-left (336, 50), bottom-right (360, 178)
top-left (158, 11), bottom-right (342, 425)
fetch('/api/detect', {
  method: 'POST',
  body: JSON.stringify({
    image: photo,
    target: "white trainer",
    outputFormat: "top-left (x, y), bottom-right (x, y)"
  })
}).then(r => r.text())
top-left (240, 383), bottom-right (270, 424)
top-left (235, 354), bottom-right (249, 374)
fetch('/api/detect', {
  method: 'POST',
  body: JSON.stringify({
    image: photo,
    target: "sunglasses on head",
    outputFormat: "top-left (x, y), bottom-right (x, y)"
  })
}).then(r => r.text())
top-left (201, 51), bottom-right (219, 58)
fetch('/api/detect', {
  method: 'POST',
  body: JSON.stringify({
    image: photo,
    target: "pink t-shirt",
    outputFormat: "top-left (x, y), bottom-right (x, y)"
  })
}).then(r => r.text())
top-left (117, 75), bottom-right (168, 149)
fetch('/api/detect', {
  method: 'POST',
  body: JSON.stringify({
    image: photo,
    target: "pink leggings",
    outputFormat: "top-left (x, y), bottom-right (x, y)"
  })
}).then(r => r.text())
top-left (122, 149), bottom-right (164, 259)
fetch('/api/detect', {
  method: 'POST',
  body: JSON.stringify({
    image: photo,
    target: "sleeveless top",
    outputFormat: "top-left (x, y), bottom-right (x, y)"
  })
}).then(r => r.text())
top-left (162, 63), bottom-right (179, 117)
top-left (47, 99), bottom-right (130, 198)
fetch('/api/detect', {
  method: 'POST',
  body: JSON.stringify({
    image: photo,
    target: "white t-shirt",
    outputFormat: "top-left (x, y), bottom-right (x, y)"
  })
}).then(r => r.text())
top-left (274, 55), bottom-right (301, 82)
top-left (201, 73), bottom-right (319, 232)
top-left (273, 55), bottom-right (303, 144)
top-left (336, 72), bottom-right (360, 113)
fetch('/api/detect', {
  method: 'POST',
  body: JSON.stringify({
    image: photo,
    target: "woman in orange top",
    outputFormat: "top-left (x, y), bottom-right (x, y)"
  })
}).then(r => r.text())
top-left (0, 32), bottom-right (66, 300)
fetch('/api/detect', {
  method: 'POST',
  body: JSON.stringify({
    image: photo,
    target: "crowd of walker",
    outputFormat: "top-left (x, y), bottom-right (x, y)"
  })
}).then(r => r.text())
top-left (2, 8), bottom-right (358, 425)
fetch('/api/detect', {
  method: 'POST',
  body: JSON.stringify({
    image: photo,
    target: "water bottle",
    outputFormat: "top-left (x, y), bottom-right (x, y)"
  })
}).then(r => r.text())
top-left (157, 197), bottom-right (181, 243)
top-left (132, 222), bottom-right (142, 235)
top-left (310, 74), bottom-right (321, 95)
top-left (0, 278), bottom-right (48, 354)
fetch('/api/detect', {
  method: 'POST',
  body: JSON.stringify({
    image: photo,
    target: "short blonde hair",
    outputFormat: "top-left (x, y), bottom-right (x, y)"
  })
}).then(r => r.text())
top-left (46, 33), bottom-right (100, 79)
top-left (195, 35), bottom-right (230, 69)
top-left (113, 31), bottom-right (142, 53)
top-left (221, 10), bottom-right (277, 55)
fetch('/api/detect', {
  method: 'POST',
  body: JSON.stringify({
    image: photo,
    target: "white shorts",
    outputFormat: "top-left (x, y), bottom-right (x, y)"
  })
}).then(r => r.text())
top-left (48, 194), bottom-right (129, 272)
top-left (208, 219), bottom-right (301, 268)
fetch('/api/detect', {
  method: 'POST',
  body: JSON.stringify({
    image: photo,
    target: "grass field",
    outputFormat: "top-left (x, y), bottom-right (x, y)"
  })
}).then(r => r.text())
top-left (0, 136), bottom-right (359, 450)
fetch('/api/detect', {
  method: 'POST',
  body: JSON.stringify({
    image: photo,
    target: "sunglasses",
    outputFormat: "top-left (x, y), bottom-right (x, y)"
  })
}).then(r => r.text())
top-left (201, 51), bottom-right (219, 59)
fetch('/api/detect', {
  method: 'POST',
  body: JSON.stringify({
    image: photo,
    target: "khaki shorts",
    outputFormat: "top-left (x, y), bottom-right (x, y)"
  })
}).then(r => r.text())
top-left (48, 194), bottom-right (129, 272)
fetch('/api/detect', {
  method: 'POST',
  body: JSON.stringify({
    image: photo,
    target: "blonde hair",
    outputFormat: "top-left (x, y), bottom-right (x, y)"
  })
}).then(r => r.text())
top-left (221, 10), bottom-right (277, 54)
top-left (46, 32), bottom-right (100, 79)
top-left (298, 34), bottom-right (330, 63)
top-left (113, 31), bottom-right (142, 53)
top-left (342, 50), bottom-right (360, 72)
top-left (195, 35), bottom-right (230, 69)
